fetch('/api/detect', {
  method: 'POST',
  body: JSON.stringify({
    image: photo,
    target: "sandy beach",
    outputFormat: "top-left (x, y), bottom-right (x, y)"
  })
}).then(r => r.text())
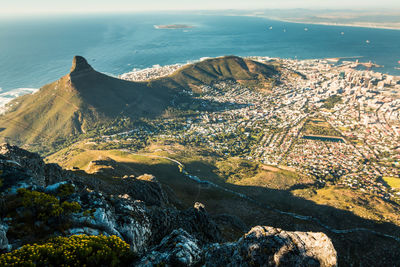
top-left (272, 19), bottom-right (400, 31)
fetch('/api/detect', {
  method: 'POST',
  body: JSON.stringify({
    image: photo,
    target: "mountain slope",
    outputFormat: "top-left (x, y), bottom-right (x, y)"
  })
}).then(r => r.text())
top-left (0, 55), bottom-right (278, 151)
top-left (152, 55), bottom-right (279, 92)
top-left (0, 56), bottom-right (177, 148)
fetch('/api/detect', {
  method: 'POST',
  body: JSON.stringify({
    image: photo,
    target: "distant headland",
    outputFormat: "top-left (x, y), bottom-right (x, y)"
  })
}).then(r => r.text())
top-left (154, 24), bottom-right (194, 29)
top-left (221, 9), bottom-right (400, 31)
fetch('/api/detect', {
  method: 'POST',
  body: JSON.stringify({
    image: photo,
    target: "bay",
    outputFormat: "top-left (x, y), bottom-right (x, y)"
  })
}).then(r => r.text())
top-left (0, 12), bottom-right (399, 93)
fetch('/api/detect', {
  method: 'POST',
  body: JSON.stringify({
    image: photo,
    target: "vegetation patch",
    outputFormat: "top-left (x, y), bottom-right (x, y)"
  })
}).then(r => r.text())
top-left (322, 95), bottom-right (343, 109)
top-left (383, 177), bottom-right (400, 189)
top-left (236, 165), bottom-right (313, 190)
top-left (216, 158), bottom-right (259, 183)
top-left (3, 188), bottom-right (82, 242)
top-left (302, 117), bottom-right (341, 137)
top-left (0, 235), bottom-right (134, 266)
top-left (292, 186), bottom-right (400, 226)
top-left (16, 188), bottom-right (81, 221)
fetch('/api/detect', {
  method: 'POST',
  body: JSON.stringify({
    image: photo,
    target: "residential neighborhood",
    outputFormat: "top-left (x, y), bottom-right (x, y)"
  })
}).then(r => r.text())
top-left (110, 57), bottom-right (400, 202)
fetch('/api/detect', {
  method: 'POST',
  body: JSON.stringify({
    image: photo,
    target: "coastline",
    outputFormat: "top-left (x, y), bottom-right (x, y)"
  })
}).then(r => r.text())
top-left (241, 14), bottom-right (400, 31)
top-left (273, 19), bottom-right (400, 31)
top-left (1, 54), bottom-right (398, 113)
top-left (0, 88), bottom-right (38, 114)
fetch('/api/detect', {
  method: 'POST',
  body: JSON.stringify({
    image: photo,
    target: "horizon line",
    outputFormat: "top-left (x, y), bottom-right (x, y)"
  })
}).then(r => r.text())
top-left (1, 7), bottom-right (400, 17)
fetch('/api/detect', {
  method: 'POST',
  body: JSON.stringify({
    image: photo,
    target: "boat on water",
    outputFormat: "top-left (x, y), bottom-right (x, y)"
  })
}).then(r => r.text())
top-left (341, 32), bottom-right (344, 35)
top-left (269, 26), bottom-right (273, 30)
top-left (326, 58), bottom-right (340, 63)
top-left (304, 27), bottom-right (308, 31)
top-left (366, 40), bottom-right (370, 44)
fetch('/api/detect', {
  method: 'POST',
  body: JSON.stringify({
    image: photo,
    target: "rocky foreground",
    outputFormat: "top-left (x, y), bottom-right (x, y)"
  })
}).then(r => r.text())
top-left (0, 143), bottom-right (337, 266)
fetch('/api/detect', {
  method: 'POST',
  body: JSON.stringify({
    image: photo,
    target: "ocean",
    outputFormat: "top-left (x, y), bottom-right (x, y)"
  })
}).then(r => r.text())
top-left (0, 12), bottom-right (399, 97)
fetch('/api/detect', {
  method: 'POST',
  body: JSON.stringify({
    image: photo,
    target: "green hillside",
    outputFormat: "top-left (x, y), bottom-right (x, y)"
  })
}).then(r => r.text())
top-left (0, 56), bottom-right (176, 151)
top-left (155, 55), bottom-right (279, 92)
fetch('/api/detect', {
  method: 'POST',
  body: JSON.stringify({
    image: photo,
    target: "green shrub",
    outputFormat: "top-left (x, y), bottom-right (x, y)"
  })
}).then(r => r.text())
top-left (17, 188), bottom-right (81, 221)
top-left (0, 235), bottom-right (135, 266)
top-left (3, 189), bottom-right (83, 241)
top-left (56, 183), bottom-right (76, 198)
top-left (61, 201), bottom-right (82, 214)
top-left (18, 188), bottom-right (63, 220)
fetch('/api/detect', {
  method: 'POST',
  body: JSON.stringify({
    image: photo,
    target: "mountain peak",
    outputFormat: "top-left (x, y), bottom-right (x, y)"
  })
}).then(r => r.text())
top-left (70, 56), bottom-right (93, 74)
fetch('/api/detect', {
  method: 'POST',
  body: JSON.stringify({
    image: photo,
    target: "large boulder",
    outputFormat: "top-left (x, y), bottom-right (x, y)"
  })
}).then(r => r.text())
top-left (68, 191), bottom-right (152, 254)
top-left (137, 229), bottom-right (202, 266)
top-left (204, 226), bottom-right (337, 267)
top-left (0, 143), bottom-right (46, 187)
top-left (148, 202), bottom-right (223, 246)
top-left (0, 143), bottom-right (68, 193)
top-left (0, 221), bottom-right (9, 252)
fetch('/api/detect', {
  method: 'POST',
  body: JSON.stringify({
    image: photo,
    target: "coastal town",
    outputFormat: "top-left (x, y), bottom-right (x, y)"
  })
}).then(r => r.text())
top-left (119, 63), bottom-right (183, 81)
top-left (113, 57), bottom-right (400, 202)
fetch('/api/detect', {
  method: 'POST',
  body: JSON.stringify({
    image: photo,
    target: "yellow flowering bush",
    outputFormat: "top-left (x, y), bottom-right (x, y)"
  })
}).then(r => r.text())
top-left (0, 235), bottom-right (135, 266)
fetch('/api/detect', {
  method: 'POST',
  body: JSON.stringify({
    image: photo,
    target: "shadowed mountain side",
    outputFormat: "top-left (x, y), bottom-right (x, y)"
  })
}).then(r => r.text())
top-left (45, 152), bottom-right (400, 266)
top-left (0, 143), bottom-right (340, 266)
top-left (62, 157), bottom-right (400, 266)
top-left (69, 57), bottom-right (176, 117)
top-left (0, 57), bottom-right (174, 147)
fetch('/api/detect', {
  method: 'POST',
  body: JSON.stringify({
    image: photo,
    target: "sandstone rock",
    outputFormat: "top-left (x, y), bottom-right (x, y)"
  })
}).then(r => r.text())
top-left (71, 191), bottom-right (152, 254)
top-left (0, 221), bottom-right (9, 251)
top-left (204, 226), bottom-right (337, 267)
top-left (44, 181), bottom-right (69, 193)
top-left (137, 229), bottom-right (202, 266)
top-left (0, 143), bottom-right (46, 187)
top-left (0, 143), bottom-right (70, 192)
top-left (212, 213), bottom-right (248, 241)
top-left (148, 202), bottom-right (223, 246)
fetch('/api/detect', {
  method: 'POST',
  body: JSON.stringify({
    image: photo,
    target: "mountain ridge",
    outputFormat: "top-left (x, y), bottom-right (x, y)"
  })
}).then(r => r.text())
top-left (0, 55), bottom-right (279, 153)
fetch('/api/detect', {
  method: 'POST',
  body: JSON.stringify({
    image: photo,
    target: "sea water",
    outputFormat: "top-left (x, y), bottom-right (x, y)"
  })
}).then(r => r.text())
top-left (0, 12), bottom-right (399, 94)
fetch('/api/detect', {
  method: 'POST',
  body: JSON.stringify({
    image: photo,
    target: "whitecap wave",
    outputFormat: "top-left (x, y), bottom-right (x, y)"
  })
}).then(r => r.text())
top-left (0, 88), bottom-right (38, 114)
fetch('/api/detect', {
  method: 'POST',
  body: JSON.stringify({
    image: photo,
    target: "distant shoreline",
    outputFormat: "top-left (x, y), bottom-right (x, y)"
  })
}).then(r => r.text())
top-left (1, 55), bottom-right (398, 109)
top-left (274, 19), bottom-right (400, 31)
top-left (242, 14), bottom-right (400, 31)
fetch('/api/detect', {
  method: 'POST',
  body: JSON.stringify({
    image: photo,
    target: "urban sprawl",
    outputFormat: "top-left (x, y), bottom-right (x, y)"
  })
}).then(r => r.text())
top-left (115, 57), bottom-right (400, 202)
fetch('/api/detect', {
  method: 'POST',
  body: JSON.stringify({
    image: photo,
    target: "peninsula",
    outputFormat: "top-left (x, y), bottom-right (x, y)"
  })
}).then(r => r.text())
top-left (223, 9), bottom-right (400, 30)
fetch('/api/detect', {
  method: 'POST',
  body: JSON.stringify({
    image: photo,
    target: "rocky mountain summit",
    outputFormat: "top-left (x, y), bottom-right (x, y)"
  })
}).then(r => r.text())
top-left (0, 143), bottom-right (337, 266)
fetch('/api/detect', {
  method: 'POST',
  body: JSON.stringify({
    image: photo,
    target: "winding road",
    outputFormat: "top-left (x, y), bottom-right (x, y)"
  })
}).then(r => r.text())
top-left (121, 150), bottom-right (400, 243)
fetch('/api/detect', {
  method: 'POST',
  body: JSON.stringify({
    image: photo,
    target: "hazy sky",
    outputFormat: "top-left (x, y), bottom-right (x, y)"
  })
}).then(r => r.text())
top-left (1, 0), bottom-right (400, 14)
